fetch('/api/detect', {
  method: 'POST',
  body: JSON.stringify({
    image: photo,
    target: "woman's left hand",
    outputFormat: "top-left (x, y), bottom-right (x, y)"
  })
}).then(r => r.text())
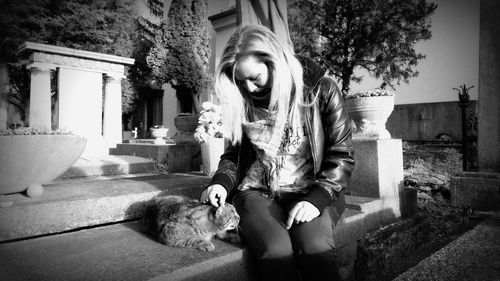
top-left (286, 201), bottom-right (320, 230)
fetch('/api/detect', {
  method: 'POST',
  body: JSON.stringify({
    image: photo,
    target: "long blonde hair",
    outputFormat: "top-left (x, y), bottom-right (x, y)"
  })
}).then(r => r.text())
top-left (215, 25), bottom-right (304, 144)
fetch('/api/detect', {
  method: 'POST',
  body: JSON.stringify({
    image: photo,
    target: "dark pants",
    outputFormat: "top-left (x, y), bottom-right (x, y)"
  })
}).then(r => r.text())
top-left (232, 190), bottom-right (340, 281)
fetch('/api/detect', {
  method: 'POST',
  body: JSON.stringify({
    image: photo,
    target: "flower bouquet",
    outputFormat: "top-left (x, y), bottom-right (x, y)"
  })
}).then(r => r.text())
top-left (194, 102), bottom-right (224, 177)
top-left (194, 102), bottom-right (223, 143)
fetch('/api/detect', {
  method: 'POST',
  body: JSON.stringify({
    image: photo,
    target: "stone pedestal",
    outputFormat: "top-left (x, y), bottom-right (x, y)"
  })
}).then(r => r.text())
top-left (348, 139), bottom-right (415, 218)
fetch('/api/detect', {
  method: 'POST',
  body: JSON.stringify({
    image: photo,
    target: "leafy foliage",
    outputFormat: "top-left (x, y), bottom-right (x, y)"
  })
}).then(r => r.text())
top-left (146, 0), bottom-right (211, 113)
top-left (0, 0), bottom-right (140, 116)
top-left (1, 0), bottom-right (138, 60)
top-left (289, 0), bottom-right (437, 94)
top-left (346, 88), bottom-right (395, 99)
top-left (0, 126), bottom-right (73, 136)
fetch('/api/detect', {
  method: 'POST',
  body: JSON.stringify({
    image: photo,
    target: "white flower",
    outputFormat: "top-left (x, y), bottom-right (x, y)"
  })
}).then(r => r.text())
top-left (194, 101), bottom-right (224, 143)
top-left (347, 88), bottom-right (395, 99)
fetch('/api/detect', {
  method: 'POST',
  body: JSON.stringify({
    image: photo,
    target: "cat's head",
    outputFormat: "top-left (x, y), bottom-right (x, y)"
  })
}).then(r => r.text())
top-left (213, 203), bottom-right (240, 231)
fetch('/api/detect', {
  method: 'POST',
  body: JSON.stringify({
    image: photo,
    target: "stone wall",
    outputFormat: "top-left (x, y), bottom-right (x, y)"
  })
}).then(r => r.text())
top-left (386, 101), bottom-right (477, 141)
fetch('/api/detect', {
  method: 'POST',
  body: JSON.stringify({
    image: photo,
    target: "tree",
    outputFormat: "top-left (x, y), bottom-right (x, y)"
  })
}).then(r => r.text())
top-left (289, 0), bottom-right (437, 94)
top-left (0, 0), bottom-right (140, 123)
top-left (146, 0), bottom-right (211, 114)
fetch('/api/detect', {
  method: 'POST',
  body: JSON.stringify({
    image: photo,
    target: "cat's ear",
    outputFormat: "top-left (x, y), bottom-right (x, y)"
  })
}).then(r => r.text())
top-left (214, 205), bottom-right (225, 218)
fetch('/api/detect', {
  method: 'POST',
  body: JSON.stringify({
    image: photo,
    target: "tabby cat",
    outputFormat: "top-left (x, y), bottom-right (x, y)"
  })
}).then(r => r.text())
top-left (143, 195), bottom-right (241, 251)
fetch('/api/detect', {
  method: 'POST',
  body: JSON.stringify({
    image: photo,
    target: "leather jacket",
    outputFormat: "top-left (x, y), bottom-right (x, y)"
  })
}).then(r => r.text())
top-left (209, 57), bottom-right (355, 222)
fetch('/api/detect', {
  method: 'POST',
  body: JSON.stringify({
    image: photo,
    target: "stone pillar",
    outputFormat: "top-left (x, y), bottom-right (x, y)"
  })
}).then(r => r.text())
top-left (162, 83), bottom-right (178, 136)
top-left (449, 0), bottom-right (500, 211)
top-left (477, 0), bottom-right (500, 172)
top-left (103, 73), bottom-right (123, 149)
top-left (28, 65), bottom-right (53, 130)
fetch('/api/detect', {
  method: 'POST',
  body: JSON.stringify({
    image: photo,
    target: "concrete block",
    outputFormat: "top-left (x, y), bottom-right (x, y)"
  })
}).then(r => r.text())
top-left (60, 155), bottom-right (155, 178)
top-left (336, 197), bottom-right (401, 249)
top-left (348, 139), bottom-right (404, 199)
top-left (400, 188), bottom-right (418, 217)
top-left (334, 209), bottom-right (366, 249)
top-left (450, 172), bottom-right (500, 211)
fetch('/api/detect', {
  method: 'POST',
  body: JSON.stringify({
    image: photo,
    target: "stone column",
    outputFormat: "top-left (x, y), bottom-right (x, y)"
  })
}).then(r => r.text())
top-left (103, 73), bottom-right (123, 149)
top-left (28, 65), bottom-right (53, 130)
top-left (478, 0), bottom-right (500, 172)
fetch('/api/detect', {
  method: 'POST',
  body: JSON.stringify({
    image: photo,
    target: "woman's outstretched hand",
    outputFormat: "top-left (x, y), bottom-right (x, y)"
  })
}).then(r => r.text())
top-left (286, 201), bottom-right (320, 230)
top-left (200, 184), bottom-right (227, 207)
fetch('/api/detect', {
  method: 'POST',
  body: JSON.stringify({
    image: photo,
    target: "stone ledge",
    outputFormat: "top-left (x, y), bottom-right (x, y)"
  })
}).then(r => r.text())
top-left (59, 155), bottom-right (155, 179)
top-left (0, 173), bottom-right (211, 242)
top-left (450, 172), bottom-right (500, 211)
top-left (0, 221), bottom-right (254, 281)
top-left (393, 212), bottom-right (500, 281)
top-left (112, 143), bottom-right (201, 173)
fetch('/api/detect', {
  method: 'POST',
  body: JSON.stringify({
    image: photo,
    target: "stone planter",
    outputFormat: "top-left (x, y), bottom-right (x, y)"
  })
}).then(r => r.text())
top-left (173, 114), bottom-right (199, 144)
top-left (345, 95), bottom-right (394, 139)
top-left (200, 138), bottom-right (225, 177)
top-left (0, 135), bottom-right (87, 196)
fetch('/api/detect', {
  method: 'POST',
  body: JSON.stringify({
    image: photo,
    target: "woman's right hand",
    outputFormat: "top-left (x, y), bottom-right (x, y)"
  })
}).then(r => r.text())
top-left (200, 184), bottom-right (227, 207)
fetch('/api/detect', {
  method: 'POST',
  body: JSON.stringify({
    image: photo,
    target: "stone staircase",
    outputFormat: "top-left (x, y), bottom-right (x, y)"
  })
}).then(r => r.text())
top-left (0, 139), bottom-right (410, 281)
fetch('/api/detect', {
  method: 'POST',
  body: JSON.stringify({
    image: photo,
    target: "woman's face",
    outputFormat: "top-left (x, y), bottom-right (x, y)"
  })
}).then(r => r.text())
top-left (234, 55), bottom-right (271, 98)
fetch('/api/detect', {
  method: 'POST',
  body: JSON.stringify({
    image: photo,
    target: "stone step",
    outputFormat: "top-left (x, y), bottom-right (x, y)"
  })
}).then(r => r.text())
top-left (0, 173), bottom-right (391, 244)
top-left (0, 172), bottom-right (211, 242)
top-left (112, 143), bottom-right (202, 173)
top-left (0, 174), bottom-right (401, 281)
top-left (0, 174), bottom-right (395, 243)
top-left (0, 209), bottom-right (371, 281)
top-left (58, 155), bottom-right (156, 179)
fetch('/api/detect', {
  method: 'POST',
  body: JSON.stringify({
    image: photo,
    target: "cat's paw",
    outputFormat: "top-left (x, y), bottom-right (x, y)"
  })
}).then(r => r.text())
top-left (216, 229), bottom-right (241, 244)
top-left (197, 241), bottom-right (215, 251)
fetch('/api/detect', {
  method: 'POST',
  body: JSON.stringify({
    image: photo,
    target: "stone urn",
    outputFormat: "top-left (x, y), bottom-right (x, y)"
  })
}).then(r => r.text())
top-left (173, 113), bottom-right (199, 144)
top-left (174, 114), bottom-right (199, 133)
top-left (150, 126), bottom-right (169, 144)
top-left (200, 138), bottom-right (225, 177)
top-left (0, 135), bottom-right (87, 197)
top-left (345, 94), bottom-right (394, 139)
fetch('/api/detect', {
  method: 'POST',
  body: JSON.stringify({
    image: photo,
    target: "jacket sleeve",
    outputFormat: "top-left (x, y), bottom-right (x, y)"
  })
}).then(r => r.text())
top-left (209, 141), bottom-right (239, 194)
top-left (302, 78), bottom-right (355, 211)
